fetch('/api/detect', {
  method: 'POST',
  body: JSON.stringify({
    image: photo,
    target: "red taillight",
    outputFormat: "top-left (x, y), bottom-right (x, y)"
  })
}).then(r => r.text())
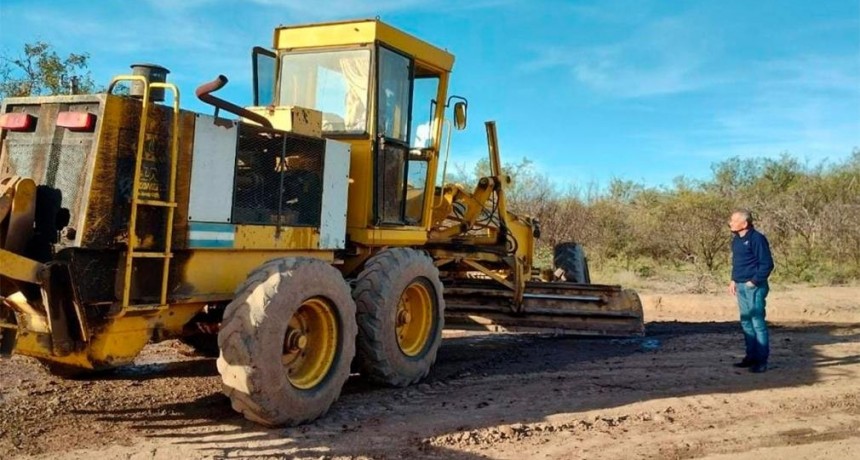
top-left (0, 113), bottom-right (35, 131)
top-left (57, 111), bottom-right (96, 131)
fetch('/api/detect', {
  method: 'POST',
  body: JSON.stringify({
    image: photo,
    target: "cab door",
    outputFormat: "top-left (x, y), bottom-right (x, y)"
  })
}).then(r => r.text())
top-left (374, 46), bottom-right (413, 225)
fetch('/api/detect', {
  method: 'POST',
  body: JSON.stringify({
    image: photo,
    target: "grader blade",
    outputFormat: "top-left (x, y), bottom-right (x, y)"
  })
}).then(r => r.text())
top-left (443, 280), bottom-right (644, 336)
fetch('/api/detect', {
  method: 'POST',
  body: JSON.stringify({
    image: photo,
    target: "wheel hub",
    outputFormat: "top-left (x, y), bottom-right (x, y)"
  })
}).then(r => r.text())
top-left (395, 280), bottom-right (434, 357)
top-left (285, 329), bottom-right (308, 351)
top-left (282, 298), bottom-right (338, 390)
top-left (396, 308), bottom-right (412, 326)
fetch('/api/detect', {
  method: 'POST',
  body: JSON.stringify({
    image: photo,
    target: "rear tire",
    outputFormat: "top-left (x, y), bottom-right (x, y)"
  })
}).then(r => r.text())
top-left (553, 242), bottom-right (591, 284)
top-left (217, 258), bottom-right (357, 426)
top-left (352, 248), bottom-right (444, 387)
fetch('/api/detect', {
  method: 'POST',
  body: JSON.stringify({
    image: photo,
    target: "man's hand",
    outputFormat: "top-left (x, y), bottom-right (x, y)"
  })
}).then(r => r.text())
top-left (729, 281), bottom-right (737, 296)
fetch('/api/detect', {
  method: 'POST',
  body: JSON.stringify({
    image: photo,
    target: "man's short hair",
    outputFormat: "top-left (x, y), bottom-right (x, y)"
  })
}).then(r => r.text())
top-left (732, 208), bottom-right (754, 225)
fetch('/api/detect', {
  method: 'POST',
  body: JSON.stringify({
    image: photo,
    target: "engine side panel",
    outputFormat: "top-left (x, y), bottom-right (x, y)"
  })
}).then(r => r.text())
top-left (188, 115), bottom-right (238, 224)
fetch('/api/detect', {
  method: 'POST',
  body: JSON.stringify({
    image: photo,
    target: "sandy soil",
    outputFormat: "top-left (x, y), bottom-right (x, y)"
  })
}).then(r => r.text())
top-left (1, 285), bottom-right (858, 459)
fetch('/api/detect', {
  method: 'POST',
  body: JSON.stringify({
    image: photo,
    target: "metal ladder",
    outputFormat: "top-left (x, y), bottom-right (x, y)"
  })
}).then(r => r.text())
top-left (108, 76), bottom-right (180, 308)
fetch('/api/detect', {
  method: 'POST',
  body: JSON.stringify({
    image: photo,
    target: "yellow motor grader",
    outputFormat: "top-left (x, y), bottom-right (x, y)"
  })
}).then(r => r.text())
top-left (0, 19), bottom-right (643, 426)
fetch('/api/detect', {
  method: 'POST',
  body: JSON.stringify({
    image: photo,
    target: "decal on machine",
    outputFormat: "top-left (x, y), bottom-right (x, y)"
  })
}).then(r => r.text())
top-left (188, 222), bottom-right (235, 248)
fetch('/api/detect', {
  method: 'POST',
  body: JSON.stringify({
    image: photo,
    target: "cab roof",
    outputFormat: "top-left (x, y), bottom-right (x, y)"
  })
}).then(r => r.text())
top-left (273, 19), bottom-right (455, 72)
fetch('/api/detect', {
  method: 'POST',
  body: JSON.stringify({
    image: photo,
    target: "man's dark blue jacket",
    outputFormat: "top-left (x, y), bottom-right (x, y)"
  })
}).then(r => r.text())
top-left (731, 228), bottom-right (774, 285)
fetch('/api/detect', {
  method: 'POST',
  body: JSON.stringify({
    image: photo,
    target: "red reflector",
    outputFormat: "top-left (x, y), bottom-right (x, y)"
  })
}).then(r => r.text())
top-left (0, 112), bottom-right (35, 131)
top-left (57, 111), bottom-right (96, 131)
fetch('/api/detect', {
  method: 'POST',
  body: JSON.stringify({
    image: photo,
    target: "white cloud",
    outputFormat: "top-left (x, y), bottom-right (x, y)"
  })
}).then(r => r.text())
top-left (520, 15), bottom-right (726, 98)
top-left (242, 0), bottom-right (517, 20)
top-left (564, 1), bottom-right (654, 25)
top-left (761, 55), bottom-right (860, 93)
top-left (248, 0), bottom-right (423, 14)
top-left (695, 53), bottom-right (860, 161)
top-left (517, 6), bottom-right (859, 164)
top-left (4, 2), bottom-right (257, 89)
top-left (144, 0), bottom-right (218, 11)
top-left (12, 5), bottom-right (232, 55)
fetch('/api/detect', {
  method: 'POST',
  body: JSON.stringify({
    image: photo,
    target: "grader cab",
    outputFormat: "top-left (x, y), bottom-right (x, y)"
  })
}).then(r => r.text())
top-left (0, 19), bottom-right (643, 426)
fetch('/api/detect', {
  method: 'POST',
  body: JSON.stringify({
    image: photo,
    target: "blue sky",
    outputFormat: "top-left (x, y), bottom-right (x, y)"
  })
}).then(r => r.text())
top-left (1, 0), bottom-right (858, 189)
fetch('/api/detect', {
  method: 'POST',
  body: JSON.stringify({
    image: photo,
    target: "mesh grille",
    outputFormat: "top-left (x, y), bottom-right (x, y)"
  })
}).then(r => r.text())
top-left (51, 142), bottom-right (90, 213)
top-left (5, 142), bottom-right (37, 179)
top-left (233, 125), bottom-right (325, 226)
top-left (1, 101), bottom-right (98, 236)
top-left (4, 141), bottom-right (91, 227)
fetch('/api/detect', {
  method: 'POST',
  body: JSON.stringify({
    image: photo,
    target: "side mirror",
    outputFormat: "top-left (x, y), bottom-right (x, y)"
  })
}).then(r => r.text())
top-left (453, 101), bottom-right (467, 130)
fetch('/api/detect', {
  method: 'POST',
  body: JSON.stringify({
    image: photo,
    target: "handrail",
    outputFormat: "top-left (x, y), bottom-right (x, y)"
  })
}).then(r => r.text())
top-left (107, 75), bottom-right (181, 308)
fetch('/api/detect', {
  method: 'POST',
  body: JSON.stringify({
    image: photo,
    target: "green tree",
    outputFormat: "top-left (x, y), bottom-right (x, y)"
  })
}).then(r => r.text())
top-left (0, 41), bottom-right (96, 99)
top-left (708, 156), bottom-right (762, 198)
top-left (660, 190), bottom-right (733, 271)
top-left (607, 178), bottom-right (644, 204)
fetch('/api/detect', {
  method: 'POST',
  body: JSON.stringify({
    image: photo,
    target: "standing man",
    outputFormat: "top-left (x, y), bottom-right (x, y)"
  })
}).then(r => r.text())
top-left (728, 209), bottom-right (775, 373)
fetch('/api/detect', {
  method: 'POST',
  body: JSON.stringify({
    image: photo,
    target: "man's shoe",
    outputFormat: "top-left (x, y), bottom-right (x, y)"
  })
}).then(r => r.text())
top-left (749, 363), bottom-right (768, 373)
top-left (733, 357), bottom-right (756, 368)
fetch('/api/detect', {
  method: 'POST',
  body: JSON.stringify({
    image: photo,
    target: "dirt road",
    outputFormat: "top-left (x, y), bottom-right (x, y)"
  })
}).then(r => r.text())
top-left (1, 286), bottom-right (858, 459)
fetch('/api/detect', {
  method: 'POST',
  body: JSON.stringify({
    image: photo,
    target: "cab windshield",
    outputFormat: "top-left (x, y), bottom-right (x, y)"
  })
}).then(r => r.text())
top-left (278, 49), bottom-right (371, 135)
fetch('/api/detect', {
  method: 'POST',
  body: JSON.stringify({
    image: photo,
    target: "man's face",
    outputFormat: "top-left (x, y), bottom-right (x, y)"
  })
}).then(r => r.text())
top-left (728, 213), bottom-right (748, 233)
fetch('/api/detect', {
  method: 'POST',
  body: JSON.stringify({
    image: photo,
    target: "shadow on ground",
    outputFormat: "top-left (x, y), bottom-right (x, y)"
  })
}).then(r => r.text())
top-left (59, 321), bottom-right (860, 459)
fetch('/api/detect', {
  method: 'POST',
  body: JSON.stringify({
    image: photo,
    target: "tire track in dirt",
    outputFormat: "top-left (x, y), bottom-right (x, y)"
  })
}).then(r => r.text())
top-left (2, 319), bottom-right (858, 459)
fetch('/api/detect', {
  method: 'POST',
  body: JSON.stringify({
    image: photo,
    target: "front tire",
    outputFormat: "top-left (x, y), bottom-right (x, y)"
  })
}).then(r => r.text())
top-left (352, 248), bottom-right (444, 387)
top-left (217, 258), bottom-right (357, 426)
